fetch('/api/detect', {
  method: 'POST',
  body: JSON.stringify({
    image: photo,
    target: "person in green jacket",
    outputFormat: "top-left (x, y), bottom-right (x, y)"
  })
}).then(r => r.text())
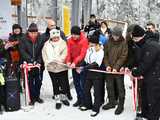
top-left (102, 26), bottom-right (128, 115)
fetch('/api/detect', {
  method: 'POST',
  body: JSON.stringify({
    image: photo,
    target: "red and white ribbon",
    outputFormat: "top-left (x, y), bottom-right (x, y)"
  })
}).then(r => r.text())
top-left (21, 63), bottom-right (40, 105)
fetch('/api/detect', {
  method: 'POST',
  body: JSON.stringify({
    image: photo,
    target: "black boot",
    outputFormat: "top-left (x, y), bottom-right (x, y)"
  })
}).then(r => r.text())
top-left (115, 105), bottom-right (124, 115)
top-left (55, 95), bottom-right (62, 109)
top-left (60, 94), bottom-right (70, 106)
top-left (102, 102), bottom-right (116, 110)
top-left (67, 93), bottom-right (73, 100)
top-left (36, 97), bottom-right (44, 104)
top-left (115, 99), bottom-right (124, 115)
top-left (0, 105), bottom-right (2, 114)
top-left (29, 98), bottom-right (36, 106)
top-left (73, 100), bottom-right (81, 107)
top-left (52, 96), bottom-right (55, 100)
top-left (56, 102), bottom-right (62, 109)
top-left (61, 100), bottom-right (70, 106)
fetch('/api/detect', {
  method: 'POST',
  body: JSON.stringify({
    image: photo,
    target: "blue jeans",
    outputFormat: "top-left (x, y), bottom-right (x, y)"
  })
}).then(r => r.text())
top-left (28, 68), bottom-right (42, 100)
top-left (72, 69), bottom-right (86, 103)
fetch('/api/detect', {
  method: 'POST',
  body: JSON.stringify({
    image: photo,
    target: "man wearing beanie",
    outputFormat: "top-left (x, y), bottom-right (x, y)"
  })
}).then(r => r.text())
top-left (131, 25), bottom-right (160, 120)
top-left (42, 29), bottom-right (70, 109)
top-left (103, 26), bottom-right (128, 115)
top-left (66, 26), bottom-right (88, 107)
top-left (5, 24), bottom-right (24, 92)
top-left (19, 23), bottom-right (44, 105)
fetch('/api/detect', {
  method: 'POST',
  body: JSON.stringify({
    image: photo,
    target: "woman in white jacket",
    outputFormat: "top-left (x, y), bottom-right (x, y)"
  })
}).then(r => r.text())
top-left (42, 29), bottom-right (69, 109)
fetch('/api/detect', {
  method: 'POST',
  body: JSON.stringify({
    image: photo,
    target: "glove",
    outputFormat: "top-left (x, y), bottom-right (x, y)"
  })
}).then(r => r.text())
top-left (131, 67), bottom-right (141, 77)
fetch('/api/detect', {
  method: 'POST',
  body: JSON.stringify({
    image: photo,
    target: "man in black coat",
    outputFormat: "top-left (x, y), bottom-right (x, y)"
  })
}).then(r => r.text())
top-left (131, 25), bottom-right (160, 120)
top-left (19, 23), bottom-right (44, 105)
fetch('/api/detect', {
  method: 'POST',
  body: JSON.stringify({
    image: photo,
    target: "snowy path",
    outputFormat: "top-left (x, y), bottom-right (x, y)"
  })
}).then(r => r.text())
top-left (1, 70), bottom-right (136, 120)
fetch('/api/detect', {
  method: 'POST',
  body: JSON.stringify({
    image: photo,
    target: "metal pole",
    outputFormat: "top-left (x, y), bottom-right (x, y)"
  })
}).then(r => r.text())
top-left (52, 0), bottom-right (57, 21)
top-left (83, 0), bottom-right (92, 26)
top-left (17, 5), bottom-right (21, 25)
top-left (89, 0), bottom-right (92, 15)
top-left (71, 0), bottom-right (80, 26)
top-left (26, 0), bottom-right (28, 27)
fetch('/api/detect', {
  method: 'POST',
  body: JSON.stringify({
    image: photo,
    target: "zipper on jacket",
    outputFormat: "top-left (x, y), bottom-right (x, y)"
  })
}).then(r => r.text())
top-left (33, 44), bottom-right (35, 62)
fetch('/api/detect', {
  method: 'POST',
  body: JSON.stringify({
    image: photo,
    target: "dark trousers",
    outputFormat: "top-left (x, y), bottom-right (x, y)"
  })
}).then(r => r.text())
top-left (72, 69), bottom-right (86, 103)
top-left (84, 75), bottom-right (103, 112)
top-left (140, 81), bottom-right (160, 120)
top-left (106, 75), bottom-right (125, 103)
top-left (101, 75), bottom-right (105, 103)
top-left (0, 85), bottom-right (5, 111)
top-left (28, 68), bottom-right (42, 101)
top-left (49, 71), bottom-right (68, 95)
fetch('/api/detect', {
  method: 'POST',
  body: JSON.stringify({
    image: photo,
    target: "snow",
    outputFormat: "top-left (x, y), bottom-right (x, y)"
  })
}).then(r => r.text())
top-left (0, 70), bottom-right (136, 120)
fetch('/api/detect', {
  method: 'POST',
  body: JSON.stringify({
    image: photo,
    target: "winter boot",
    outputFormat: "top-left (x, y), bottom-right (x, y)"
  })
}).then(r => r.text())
top-left (29, 98), bottom-right (36, 106)
top-left (55, 95), bottom-right (62, 109)
top-left (73, 99), bottom-right (81, 107)
top-left (67, 93), bottom-right (73, 100)
top-left (60, 94), bottom-right (70, 106)
top-left (52, 96), bottom-right (55, 99)
top-left (36, 97), bottom-right (44, 104)
top-left (102, 101), bottom-right (116, 110)
top-left (115, 105), bottom-right (124, 115)
top-left (0, 105), bottom-right (2, 114)
top-left (115, 99), bottom-right (124, 115)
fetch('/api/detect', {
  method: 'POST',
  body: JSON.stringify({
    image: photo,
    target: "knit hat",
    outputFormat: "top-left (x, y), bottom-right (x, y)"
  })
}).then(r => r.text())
top-left (50, 29), bottom-right (60, 38)
top-left (127, 24), bottom-right (136, 33)
top-left (71, 26), bottom-right (81, 35)
top-left (89, 35), bottom-right (99, 44)
top-left (90, 14), bottom-right (96, 18)
top-left (112, 26), bottom-right (122, 36)
top-left (28, 23), bottom-right (38, 32)
top-left (12, 24), bottom-right (21, 30)
top-left (132, 25), bottom-right (145, 37)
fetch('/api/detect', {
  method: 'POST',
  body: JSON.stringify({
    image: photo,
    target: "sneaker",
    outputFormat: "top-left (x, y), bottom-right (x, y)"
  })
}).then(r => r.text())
top-left (79, 106), bottom-right (88, 111)
top-left (36, 98), bottom-right (44, 104)
top-left (90, 111), bottom-right (99, 117)
top-left (102, 102), bottom-right (116, 110)
top-left (56, 103), bottom-right (62, 109)
top-left (73, 100), bottom-right (81, 107)
top-left (61, 100), bottom-right (70, 106)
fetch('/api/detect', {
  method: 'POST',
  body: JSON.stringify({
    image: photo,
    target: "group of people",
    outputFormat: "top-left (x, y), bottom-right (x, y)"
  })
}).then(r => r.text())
top-left (0, 14), bottom-right (160, 120)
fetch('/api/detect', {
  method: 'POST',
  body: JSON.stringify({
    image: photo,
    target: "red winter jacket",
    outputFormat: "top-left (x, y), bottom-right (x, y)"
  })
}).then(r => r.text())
top-left (66, 32), bottom-right (88, 66)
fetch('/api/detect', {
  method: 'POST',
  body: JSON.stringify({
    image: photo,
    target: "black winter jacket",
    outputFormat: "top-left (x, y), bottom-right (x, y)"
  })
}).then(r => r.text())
top-left (132, 38), bottom-right (160, 83)
top-left (19, 34), bottom-right (44, 64)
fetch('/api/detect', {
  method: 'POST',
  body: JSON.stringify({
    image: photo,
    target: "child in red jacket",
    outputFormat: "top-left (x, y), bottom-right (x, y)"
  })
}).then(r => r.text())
top-left (66, 26), bottom-right (88, 107)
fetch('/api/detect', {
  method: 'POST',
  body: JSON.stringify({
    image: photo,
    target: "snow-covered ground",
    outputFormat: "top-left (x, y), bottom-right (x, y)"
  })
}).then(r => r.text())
top-left (0, 70), bottom-right (136, 120)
